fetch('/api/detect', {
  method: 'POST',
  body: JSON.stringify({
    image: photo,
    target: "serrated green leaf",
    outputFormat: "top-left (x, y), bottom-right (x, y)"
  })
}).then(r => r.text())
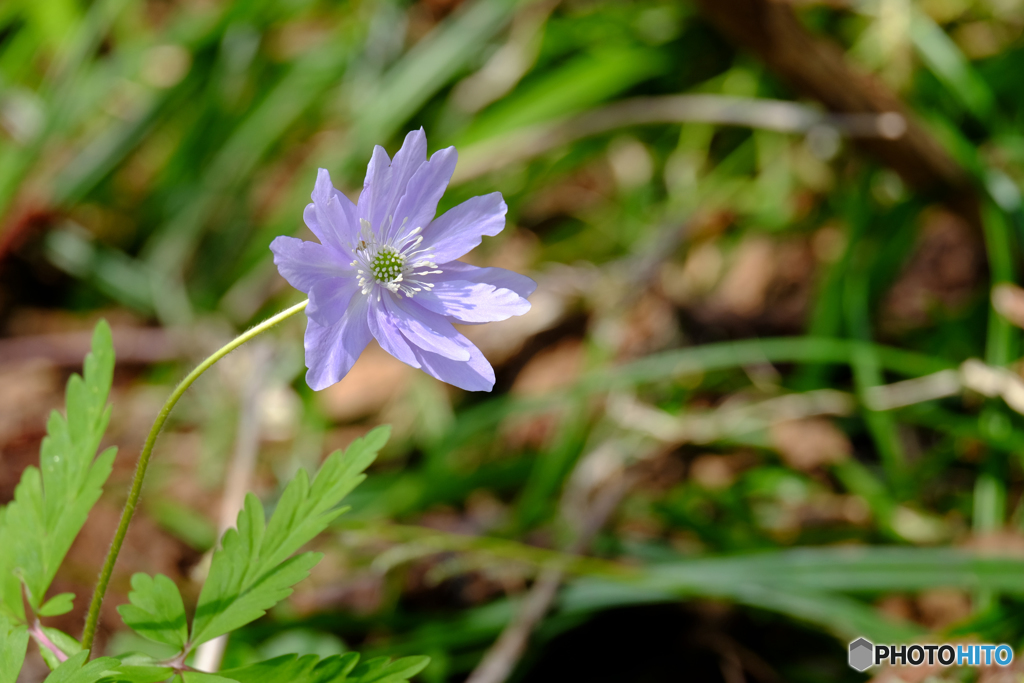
top-left (43, 652), bottom-right (121, 683)
top-left (0, 321), bottom-right (116, 616)
top-left (220, 655), bottom-right (320, 683)
top-left (219, 652), bottom-right (423, 683)
top-left (117, 574), bottom-right (189, 648)
top-left (38, 593), bottom-right (75, 617)
top-left (351, 656), bottom-right (429, 683)
top-left (190, 427), bottom-right (389, 646)
top-left (310, 653), bottom-right (360, 683)
top-left (181, 673), bottom-right (238, 683)
top-left (192, 548), bottom-right (322, 647)
top-left (0, 615), bottom-right (29, 683)
top-left (99, 665), bottom-right (174, 683)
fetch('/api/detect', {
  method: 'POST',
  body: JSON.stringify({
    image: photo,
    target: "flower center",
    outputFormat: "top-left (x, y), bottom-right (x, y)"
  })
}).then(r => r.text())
top-left (371, 248), bottom-right (404, 284)
top-left (351, 217), bottom-right (443, 298)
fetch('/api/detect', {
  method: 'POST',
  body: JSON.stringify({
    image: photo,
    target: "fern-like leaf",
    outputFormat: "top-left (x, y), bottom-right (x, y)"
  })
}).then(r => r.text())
top-left (219, 653), bottom-right (428, 683)
top-left (0, 321), bottom-right (116, 619)
top-left (43, 652), bottom-right (121, 683)
top-left (185, 425), bottom-right (389, 646)
top-left (117, 574), bottom-right (189, 648)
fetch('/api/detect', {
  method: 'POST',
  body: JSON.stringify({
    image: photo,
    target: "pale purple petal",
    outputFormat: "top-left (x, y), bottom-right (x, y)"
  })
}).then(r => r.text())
top-left (359, 145), bottom-right (393, 231)
top-left (304, 168), bottom-right (360, 252)
top-left (312, 200), bottom-right (358, 261)
top-left (425, 261), bottom-right (538, 299)
top-left (384, 294), bottom-right (470, 360)
top-left (414, 280), bottom-right (530, 323)
top-left (360, 129), bottom-right (427, 234)
top-left (307, 277), bottom-right (359, 328)
top-left (419, 192), bottom-right (506, 263)
top-left (381, 129), bottom-right (428, 225)
top-left (270, 236), bottom-right (350, 293)
top-left (409, 337), bottom-right (495, 392)
top-left (388, 146), bottom-right (457, 243)
top-left (367, 299), bottom-right (421, 368)
top-left (304, 295), bottom-right (372, 391)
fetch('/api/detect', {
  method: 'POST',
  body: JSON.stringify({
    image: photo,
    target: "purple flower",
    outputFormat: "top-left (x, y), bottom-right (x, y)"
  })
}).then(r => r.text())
top-left (271, 129), bottom-right (535, 392)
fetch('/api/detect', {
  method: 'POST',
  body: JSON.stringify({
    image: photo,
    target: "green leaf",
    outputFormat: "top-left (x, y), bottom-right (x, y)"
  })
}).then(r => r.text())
top-left (353, 0), bottom-right (518, 146)
top-left (181, 673), bottom-right (238, 683)
top-left (219, 653), bottom-right (429, 683)
top-left (461, 46), bottom-right (668, 145)
top-left (351, 657), bottom-right (430, 683)
top-left (560, 546), bottom-right (1024, 641)
top-left (43, 652), bottom-right (121, 683)
top-left (117, 574), bottom-right (189, 648)
top-left (101, 665), bottom-right (175, 683)
top-left (38, 593), bottom-right (75, 617)
top-left (908, 10), bottom-right (994, 121)
top-left (190, 426), bottom-right (389, 646)
top-left (0, 321), bottom-right (116, 616)
top-left (220, 655), bottom-right (322, 683)
top-left (41, 627), bottom-right (83, 659)
top-left (309, 653), bottom-right (360, 683)
top-left (0, 615), bottom-right (29, 683)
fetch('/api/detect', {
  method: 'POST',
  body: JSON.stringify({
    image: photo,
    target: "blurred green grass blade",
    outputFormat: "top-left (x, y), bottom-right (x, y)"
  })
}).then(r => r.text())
top-left (981, 200), bottom-right (1017, 365)
top-left (846, 273), bottom-right (906, 478)
top-left (339, 522), bottom-right (631, 577)
top-left (976, 200), bottom-right (1017, 556)
top-left (909, 10), bottom-right (994, 121)
top-left (559, 546), bottom-right (1024, 640)
top-left (346, 455), bottom-right (534, 519)
top-left (52, 91), bottom-right (169, 206)
top-left (642, 547), bottom-right (1024, 595)
top-left (44, 229), bottom-right (154, 314)
top-left (352, 0), bottom-right (521, 148)
top-left (841, 192), bottom-right (906, 481)
top-left (973, 473), bottom-right (1005, 533)
top-left (898, 404), bottom-right (1024, 453)
top-left (21, 0), bottom-right (80, 54)
top-left (147, 498), bottom-right (217, 552)
top-left (459, 46), bottom-right (668, 146)
top-left (831, 460), bottom-right (899, 539)
top-left (587, 337), bottom-right (953, 391)
top-left (560, 578), bottom-right (919, 641)
top-left (141, 43), bottom-right (351, 322)
top-left (0, 0), bottom-right (138, 218)
top-left (918, 110), bottom-right (984, 178)
top-left (514, 402), bottom-right (589, 531)
top-left (434, 338), bottom-right (952, 466)
top-left (45, 0), bottom-right (131, 93)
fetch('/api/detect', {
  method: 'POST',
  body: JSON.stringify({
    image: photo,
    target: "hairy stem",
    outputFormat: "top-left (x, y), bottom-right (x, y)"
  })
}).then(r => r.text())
top-left (81, 299), bottom-right (309, 653)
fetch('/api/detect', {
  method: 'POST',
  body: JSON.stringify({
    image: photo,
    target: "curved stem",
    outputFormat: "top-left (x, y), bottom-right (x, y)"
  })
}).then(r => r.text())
top-left (81, 299), bottom-right (309, 653)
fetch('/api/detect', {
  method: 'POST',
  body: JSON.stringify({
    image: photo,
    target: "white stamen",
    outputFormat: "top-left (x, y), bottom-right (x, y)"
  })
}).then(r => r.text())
top-left (349, 218), bottom-right (441, 298)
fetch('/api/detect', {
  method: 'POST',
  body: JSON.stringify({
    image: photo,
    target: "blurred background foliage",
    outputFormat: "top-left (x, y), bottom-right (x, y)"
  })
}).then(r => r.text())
top-left (8, 0), bottom-right (1024, 680)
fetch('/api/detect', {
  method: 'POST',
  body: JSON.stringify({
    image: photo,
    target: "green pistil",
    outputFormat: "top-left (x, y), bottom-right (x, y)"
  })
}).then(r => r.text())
top-left (372, 249), bottom-right (404, 283)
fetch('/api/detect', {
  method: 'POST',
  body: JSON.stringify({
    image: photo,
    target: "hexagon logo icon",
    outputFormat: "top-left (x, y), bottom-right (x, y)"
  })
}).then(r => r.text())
top-left (849, 638), bottom-right (874, 672)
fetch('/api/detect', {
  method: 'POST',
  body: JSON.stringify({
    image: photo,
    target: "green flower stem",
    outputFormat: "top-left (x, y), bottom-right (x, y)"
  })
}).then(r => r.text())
top-left (81, 299), bottom-right (309, 653)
